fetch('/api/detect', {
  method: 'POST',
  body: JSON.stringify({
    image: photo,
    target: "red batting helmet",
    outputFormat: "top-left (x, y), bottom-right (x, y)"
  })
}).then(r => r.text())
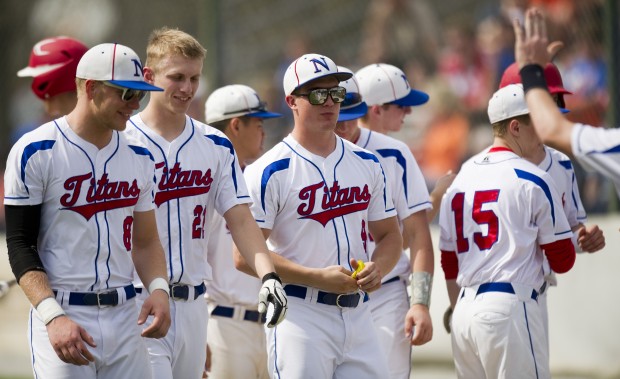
top-left (17, 37), bottom-right (88, 100)
top-left (499, 62), bottom-right (572, 95)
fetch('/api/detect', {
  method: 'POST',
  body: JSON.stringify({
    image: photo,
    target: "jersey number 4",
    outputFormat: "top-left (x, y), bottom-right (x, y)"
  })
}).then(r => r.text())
top-left (451, 190), bottom-right (500, 253)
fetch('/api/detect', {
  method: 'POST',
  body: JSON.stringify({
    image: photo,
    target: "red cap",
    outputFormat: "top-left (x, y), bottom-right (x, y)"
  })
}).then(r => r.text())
top-left (499, 62), bottom-right (572, 96)
top-left (17, 37), bottom-right (88, 100)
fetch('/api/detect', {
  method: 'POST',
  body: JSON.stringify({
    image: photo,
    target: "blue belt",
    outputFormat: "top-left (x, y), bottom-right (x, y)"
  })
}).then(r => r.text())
top-left (136, 283), bottom-right (206, 301)
top-left (284, 284), bottom-right (369, 308)
top-left (211, 305), bottom-right (266, 323)
top-left (54, 284), bottom-right (136, 306)
top-left (476, 282), bottom-right (539, 301)
top-left (382, 276), bottom-right (401, 285)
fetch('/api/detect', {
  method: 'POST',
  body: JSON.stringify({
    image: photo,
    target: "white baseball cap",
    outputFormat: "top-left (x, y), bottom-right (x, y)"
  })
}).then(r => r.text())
top-left (282, 53), bottom-right (352, 95)
top-left (206, 84), bottom-right (282, 123)
top-left (337, 66), bottom-right (368, 122)
top-left (76, 43), bottom-right (162, 91)
top-left (487, 84), bottom-right (530, 124)
top-left (356, 63), bottom-right (429, 106)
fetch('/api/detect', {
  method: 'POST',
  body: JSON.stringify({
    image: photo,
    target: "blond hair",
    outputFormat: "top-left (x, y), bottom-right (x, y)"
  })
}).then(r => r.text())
top-left (492, 114), bottom-right (530, 137)
top-left (145, 27), bottom-right (206, 72)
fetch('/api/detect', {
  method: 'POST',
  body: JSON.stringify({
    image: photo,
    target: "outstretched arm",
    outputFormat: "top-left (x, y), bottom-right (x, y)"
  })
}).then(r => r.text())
top-left (513, 8), bottom-right (575, 156)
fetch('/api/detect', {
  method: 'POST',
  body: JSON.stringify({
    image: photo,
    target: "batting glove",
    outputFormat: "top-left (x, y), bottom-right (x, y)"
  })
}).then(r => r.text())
top-left (258, 272), bottom-right (288, 328)
top-left (443, 306), bottom-right (453, 334)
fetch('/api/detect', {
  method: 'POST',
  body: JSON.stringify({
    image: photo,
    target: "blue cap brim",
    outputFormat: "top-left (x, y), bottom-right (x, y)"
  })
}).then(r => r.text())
top-left (338, 102), bottom-right (368, 122)
top-left (109, 80), bottom-right (163, 91)
top-left (246, 110), bottom-right (282, 119)
top-left (560, 107), bottom-right (569, 114)
top-left (390, 89), bottom-right (429, 106)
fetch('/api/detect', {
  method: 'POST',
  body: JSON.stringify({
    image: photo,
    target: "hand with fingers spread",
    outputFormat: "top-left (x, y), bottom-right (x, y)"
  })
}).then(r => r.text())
top-left (47, 316), bottom-right (97, 366)
top-left (513, 8), bottom-right (550, 69)
top-left (258, 272), bottom-right (288, 328)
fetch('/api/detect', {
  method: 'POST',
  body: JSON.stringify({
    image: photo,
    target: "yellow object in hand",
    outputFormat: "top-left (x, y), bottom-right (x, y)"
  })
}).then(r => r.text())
top-left (351, 260), bottom-right (365, 279)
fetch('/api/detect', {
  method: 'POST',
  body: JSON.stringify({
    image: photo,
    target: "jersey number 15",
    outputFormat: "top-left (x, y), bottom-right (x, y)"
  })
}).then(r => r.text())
top-left (451, 190), bottom-right (500, 253)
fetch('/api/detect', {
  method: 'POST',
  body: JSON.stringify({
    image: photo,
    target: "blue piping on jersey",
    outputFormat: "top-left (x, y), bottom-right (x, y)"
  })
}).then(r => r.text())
top-left (376, 148), bottom-right (408, 200)
top-left (54, 121), bottom-right (105, 291)
top-left (128, 145), bottom-right (154, 161)
top-left (273, 325), bottom-right (281, 378)
top-left (260, 158), bottom-right (290, 212)
top-left (409, 200), bottom-right (432, 210)
top-left (360, 130), bottom-right (373, 149)
top-left (558, 159), bottom-right (572, 170)
top-left (20, 140), bottom-right (55, 194)
top-left (523, 302), bottom-right (540, 379)
top-left (129, 119), bottom-right (174, 280)
top-left (333, 140), bottom-right (346, 267)
top-left (206, 134), bottom-right (239, 193)
top-left (103, 134), bottom-right (121, 288)
top-left (514, 168), bottom-right (555, 226)
top-left (353, 150), bottom-right (389, 209)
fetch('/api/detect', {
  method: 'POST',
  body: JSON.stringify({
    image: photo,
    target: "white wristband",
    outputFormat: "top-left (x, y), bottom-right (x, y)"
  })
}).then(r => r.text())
top-left (36, 297), bottom-right (66, 325)
top-left (148, 277), bottom-right (170, 297)
top-left (411, 272), bottom-right (433, 307)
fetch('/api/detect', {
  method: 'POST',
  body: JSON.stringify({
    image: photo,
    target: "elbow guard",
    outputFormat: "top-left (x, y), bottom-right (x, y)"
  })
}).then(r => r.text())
top-left (441, 250), bottom-right (459, 280)
top-left (5, 205), bottom-right (46, 282)
top-left (541, 238), bottom-right (576, 274)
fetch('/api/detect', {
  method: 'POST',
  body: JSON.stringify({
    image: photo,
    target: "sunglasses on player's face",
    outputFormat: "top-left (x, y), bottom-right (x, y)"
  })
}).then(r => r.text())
top-left (294, 86), bottom-right (346, 105)
top-left (102, 81), bottom-right (147, 102)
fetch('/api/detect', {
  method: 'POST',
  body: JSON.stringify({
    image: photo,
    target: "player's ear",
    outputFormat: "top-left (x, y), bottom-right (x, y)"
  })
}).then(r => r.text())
top-left (285, 95), bottom-right (297, 109)
top-left (508, 119), bottom-right (520, 136)
top-left (143, 67), bottom-right (155, 84)
top-left (229, 118), bottom-right (241, 135)
top-left (84, 80), bottom-right (99, 100)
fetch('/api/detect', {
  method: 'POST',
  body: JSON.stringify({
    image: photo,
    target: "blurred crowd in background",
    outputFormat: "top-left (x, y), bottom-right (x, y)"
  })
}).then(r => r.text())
top-left (0, 0), bottom-right (611, 231)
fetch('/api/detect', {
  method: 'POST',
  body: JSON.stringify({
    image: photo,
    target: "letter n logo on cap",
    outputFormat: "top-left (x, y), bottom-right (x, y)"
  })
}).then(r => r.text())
top-left (132, 59), bottom-right (143, 77)
top-left (310, 57), bottom-right (329, 73)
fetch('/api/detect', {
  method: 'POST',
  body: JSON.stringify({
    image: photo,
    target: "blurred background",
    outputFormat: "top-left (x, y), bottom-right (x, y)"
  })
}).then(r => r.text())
top-left (1, 0), bottom-right (619, 378)
top-left (0, 0), bottom-right (618, 229)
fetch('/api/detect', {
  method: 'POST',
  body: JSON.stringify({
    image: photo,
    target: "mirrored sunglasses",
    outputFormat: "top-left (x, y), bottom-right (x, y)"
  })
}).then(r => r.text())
top-left (103, 81), bottom-right (147, 102)
top-left (295, 86), bottom-right (346, 105)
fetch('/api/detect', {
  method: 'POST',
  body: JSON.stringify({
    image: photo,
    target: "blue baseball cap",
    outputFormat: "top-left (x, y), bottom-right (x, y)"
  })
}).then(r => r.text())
top-left (337, 66), bottom-right (368, 122)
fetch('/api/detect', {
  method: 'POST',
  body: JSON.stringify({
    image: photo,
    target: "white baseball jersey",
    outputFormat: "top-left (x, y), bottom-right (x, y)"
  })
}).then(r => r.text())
top-left (244, 134), bottom-right (396, 267)
top-left (355, 127), bottom-right (431, 280)
top-left (244, 134), bottom-right (395, 378)
top-left (5, 117), bottom-right (156, 378)
top-left (4, 117), bottom-right (155, 291)
top-left (571, 123), bottom-right (620, 198)
top-left (205, 211), bottom-right (261, 306)
top-left (438, 147), bottom-right (572, 289)
top-left (126, 114), bottom-right (249, 286)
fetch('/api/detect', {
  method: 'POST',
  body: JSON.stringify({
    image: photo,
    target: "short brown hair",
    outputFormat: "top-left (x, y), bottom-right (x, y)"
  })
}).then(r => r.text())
top-left (145, 27), bottom-right (206, 72)
top-left (491, 114), bottom-right (530, 137)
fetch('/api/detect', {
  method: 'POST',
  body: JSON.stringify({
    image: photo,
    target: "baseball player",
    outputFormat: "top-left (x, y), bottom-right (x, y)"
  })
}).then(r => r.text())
top-left (335, 65), bottom-right (434, 379)
top-left (4, 43), bottom-right (171, 379)
top-left (203, 84), bottom-right (282, 379)
top-left (17, 36), bottom-right (88, 118)
top-left (515, 8), bottom-right (620, 192)
top-left (439, 83), bottom-right (577, 378)
top-left (498, 62), bottom-right (605, 351)
top-left (237, 53), bottom-right (403, 378)
top-left (124, 28), bottom-right (287, 379)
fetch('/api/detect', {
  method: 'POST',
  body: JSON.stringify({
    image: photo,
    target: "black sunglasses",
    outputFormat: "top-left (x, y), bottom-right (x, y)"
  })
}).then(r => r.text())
top-left (294, 86), bottom-right (346, 105)
top-left (103, 81), bottom-right (147, 102)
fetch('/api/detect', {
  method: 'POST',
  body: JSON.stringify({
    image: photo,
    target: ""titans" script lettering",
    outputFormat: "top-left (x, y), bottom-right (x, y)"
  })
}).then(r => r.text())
top-left (297, 181), bottom-right (371, 226)
top-left (154, 162), bottom-right (213, 206)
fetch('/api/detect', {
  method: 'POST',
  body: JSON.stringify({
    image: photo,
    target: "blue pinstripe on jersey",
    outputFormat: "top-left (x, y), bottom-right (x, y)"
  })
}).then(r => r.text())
top-left (353, 150), bottom-right (390, 211)
top-left (376, 148), bottom-right (407, 200)
top-left (206, 134), bottom-right (239, 193)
